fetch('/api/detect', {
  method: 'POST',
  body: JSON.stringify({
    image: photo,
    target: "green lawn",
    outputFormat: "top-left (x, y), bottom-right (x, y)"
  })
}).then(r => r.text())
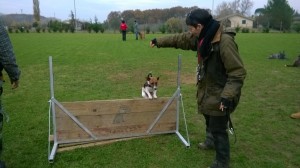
top-left (2, 32), bottom-right (300, 168)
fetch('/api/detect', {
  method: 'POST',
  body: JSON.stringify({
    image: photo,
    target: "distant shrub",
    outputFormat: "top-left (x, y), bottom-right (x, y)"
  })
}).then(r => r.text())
top-left (292, 22), bottom-right (300, 33)
top-left (19, 27), bottom-right (25, 33)
top-left (159, 24), bottom-right (166, 34)
top-left (8, 27), bottom-right (13, 33)
top-left (36, 27), bottom-right (41, 33)
top-left (242, 28), bottom-right (250, 33)
top-left (235, 26), bottom-right (241, 33)
top-left (263, 28), bottom-right (269, 33)
top-left (146, 26), bottom-right (150, 34)
top-left (70, 27), bottom-right (75, 33)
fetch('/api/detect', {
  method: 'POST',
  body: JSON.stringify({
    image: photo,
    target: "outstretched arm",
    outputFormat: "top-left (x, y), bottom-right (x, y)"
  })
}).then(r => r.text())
top-left (0, 23), bottom-right (21, 89)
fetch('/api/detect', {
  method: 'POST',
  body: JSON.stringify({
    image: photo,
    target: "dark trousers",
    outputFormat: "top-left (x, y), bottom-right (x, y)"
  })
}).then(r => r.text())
top-left (122, 31), bottom-right (126, 41)
top-left (203, 114), bottom-right (230, 165)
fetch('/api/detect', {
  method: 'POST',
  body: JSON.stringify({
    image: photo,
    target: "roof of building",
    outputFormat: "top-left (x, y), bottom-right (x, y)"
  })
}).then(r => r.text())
top-left (216, 13), bottom-right (254, 21)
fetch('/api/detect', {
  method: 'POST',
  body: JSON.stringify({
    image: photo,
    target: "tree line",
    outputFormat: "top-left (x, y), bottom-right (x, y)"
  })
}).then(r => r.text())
top-left (1, 0), bottom-right (299, 33)
top-left (254, 0), bottom-right (299, 32)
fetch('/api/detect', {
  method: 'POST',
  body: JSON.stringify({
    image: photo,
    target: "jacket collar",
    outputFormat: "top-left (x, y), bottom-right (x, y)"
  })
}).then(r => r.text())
top-left (211, 27), bottom-right (222, 43)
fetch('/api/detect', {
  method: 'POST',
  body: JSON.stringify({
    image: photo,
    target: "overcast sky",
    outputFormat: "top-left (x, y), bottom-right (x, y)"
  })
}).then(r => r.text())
top-left (0, 0), bottom-right (299, 22)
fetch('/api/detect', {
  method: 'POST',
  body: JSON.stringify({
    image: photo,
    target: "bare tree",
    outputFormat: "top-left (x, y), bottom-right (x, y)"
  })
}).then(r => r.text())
top-left (215, 0), bottom-right (253, 18)
top-left (215, 2), bottom-right (234, 18)
top-left (231, 0), bottom-right (241, 13)
top-left (240, 0), bottom-right (254, 16)
top-left (107, 11), bottom-right (121, 32)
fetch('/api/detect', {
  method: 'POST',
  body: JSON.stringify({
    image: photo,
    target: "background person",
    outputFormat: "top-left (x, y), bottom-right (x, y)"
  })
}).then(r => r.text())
top-left (120, 20), bottom-right (128, 41)
top-left (134, 20), bottom-right (139, 40)
top-left (0, 21), bottom-right (21, 168)
top-left (150, 8), bottom-right (246, 168)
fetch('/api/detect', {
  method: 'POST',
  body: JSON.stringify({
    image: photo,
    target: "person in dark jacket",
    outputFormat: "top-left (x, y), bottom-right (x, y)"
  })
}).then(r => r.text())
top-left (0, 21), bottom-right (21, 168)
top-left (150, 8), bottom-right (246, 168)
top-left (134, 20), bottom-right (139, 40)
top-left (120, 20), bottom-right (128, 41)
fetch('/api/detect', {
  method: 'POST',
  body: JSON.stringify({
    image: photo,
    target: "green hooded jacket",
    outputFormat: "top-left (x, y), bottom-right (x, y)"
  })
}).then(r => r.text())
top-left (156, 29), bottom-right (246, 116)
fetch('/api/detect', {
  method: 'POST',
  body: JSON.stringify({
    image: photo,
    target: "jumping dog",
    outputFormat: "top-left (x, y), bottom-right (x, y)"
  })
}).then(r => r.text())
top-left (142, 73), bottom-right (159, 99)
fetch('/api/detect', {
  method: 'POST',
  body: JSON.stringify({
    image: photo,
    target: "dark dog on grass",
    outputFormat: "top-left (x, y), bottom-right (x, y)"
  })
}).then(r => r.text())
top-left (285, 55), bottom-right (300, 67)
top-left (268, 51), bottom-right (286, 59)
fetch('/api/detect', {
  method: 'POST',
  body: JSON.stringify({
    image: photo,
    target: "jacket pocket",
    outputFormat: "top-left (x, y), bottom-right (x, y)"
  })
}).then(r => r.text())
top-left (203, 86), bottom-right (223, 112)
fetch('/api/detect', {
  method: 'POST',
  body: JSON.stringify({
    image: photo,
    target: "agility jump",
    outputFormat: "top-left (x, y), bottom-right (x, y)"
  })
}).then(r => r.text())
top-left (48, 55), bottom-right (190, 162)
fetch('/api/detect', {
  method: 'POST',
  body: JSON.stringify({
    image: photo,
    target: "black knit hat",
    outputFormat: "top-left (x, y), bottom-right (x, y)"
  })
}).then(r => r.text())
top-left (186, 8), bottom-right (212, 27)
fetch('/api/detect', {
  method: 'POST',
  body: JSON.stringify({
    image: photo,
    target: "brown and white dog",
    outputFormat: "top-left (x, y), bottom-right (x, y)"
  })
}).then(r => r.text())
top-left (139, 31), bottom-right (145, 40)
top-left (142, 73), bottom-right (159, 99)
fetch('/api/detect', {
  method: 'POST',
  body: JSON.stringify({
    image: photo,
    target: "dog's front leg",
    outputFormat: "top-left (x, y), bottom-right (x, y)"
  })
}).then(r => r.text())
top-left (153, 90), bottom-right (158, 99)
top-left (142, 87), bottom-right (147, 98)
top-left (144, 87), bottom-right (153, 99)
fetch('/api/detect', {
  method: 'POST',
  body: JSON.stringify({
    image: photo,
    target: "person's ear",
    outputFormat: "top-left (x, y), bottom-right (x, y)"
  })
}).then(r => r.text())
top-left (197, 24), bottom-right (203, 30)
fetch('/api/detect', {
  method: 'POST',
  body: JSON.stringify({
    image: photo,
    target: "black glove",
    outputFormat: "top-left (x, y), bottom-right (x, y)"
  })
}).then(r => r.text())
top-left (151, 38), bottom-right (157, 47)
top-left (221, 98), bottom-right (233, 109)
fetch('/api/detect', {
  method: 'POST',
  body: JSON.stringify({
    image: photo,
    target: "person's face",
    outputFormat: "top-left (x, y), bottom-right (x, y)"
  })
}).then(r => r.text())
top-left (188, 24), bottom-right (203, 37)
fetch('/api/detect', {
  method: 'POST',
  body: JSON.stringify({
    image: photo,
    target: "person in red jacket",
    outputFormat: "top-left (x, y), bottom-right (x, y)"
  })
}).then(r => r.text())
top-left (120, 20), bottom-right (128, 41)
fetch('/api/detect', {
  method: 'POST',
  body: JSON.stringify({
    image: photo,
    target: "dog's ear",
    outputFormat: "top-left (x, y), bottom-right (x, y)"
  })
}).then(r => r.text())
top-left (146, 77), bottom-right (150, 81)
top-left (157, 77), bottom-right (159, 80)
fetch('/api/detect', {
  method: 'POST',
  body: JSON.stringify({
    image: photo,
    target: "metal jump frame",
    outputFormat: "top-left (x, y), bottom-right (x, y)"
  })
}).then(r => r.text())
top-left (48, 55), bottom-right (190, 163)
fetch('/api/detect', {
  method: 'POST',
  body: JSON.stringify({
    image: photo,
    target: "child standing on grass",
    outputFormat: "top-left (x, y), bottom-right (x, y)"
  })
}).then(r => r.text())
top-left (0, 21), bottom-right (21, 168)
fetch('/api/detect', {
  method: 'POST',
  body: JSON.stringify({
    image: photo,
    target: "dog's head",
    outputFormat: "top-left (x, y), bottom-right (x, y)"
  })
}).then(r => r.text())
top-left (146, 73), bottom-right (159, 90)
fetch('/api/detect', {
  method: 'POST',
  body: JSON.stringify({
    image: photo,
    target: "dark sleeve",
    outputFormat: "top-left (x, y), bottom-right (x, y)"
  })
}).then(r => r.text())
top-left (0, 23), bottom-right (21, 82)
top-left (156, 32), bottom-right (198, 51)
top-left (220, 34), bottom-right (246, 99)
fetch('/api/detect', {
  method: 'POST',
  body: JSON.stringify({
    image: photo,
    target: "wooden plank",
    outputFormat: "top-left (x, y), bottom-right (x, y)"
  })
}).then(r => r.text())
top-left (55, 97), bottom-right (173, 117)
top-left (57, 136), bottom-right (147, 152)
top-left (54, 97), bottom-right (177, 142)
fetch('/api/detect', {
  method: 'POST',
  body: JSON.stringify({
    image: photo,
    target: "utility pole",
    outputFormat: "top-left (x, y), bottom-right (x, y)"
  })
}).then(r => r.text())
top-left (211, 0), bottom-right (214, 16)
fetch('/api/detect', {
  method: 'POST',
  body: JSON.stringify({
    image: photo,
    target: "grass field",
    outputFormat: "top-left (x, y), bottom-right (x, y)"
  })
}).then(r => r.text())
top-left (2, 32), bottom-right (300, 168)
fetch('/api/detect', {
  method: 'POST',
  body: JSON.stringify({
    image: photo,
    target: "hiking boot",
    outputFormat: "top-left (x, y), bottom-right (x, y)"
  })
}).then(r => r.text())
top-left (290, 112), bottom-right (300, 119)
top-left (198, 141), bottom-right (215, 150)
top-left (199, 129), bottom-right (215, 150)
top-left (208, 160), bottom-right (229, 168)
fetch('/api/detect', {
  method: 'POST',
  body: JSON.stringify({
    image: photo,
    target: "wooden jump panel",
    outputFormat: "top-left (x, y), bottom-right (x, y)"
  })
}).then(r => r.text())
top-left (55, 97), bottom-right (177, 142)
